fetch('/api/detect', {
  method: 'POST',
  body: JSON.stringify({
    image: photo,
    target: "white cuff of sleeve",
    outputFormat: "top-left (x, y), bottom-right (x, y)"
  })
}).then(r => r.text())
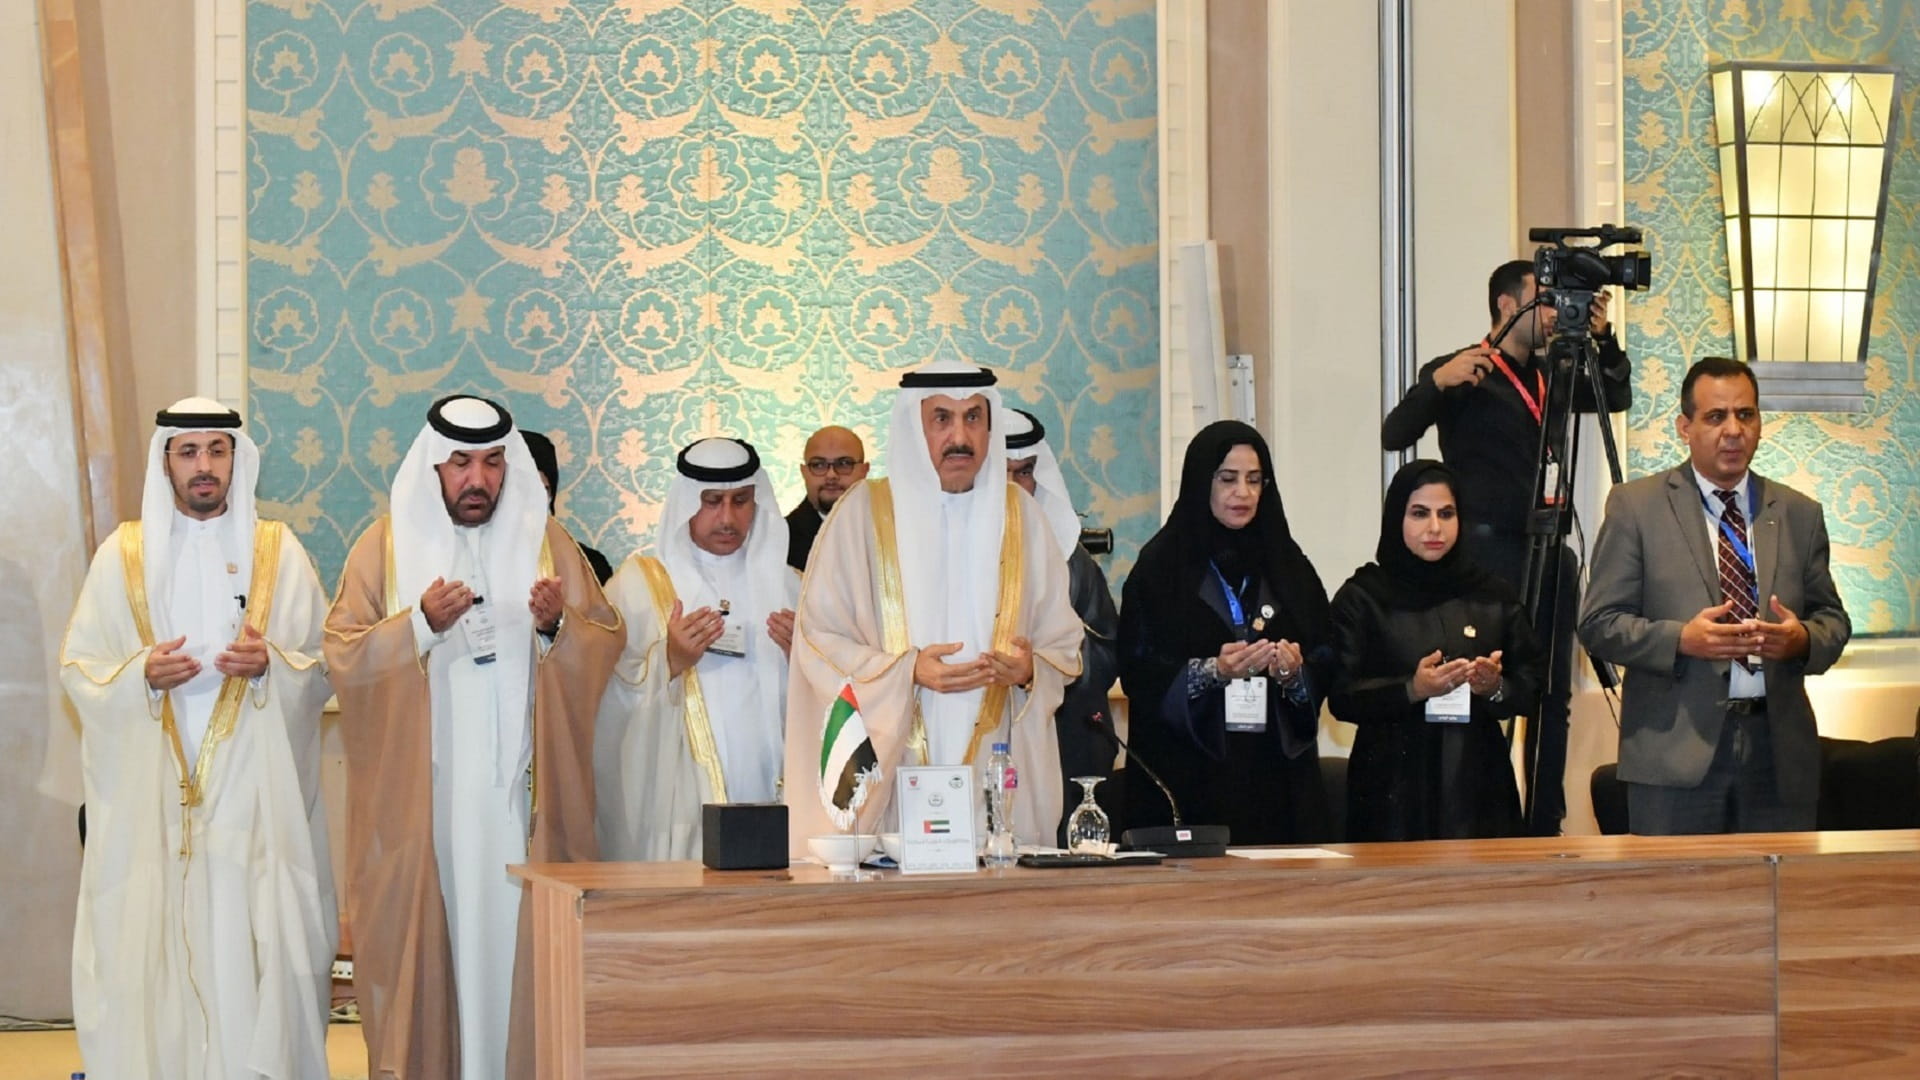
top-left (410, 607), bottom-right (447, 655)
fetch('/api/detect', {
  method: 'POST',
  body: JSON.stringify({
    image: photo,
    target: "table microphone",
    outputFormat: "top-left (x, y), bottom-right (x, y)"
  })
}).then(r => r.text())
top-left (1089, 710), bottom-right (1230, 857)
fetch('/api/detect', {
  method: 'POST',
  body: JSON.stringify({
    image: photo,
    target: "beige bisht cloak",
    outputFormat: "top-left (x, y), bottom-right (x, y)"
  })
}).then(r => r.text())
top-left (783, 478), bottom-right (1082, 853)
top-left (324, 515), bottom-right (622, 1079)
top-left (61, 519), bottom-right (336, 1080)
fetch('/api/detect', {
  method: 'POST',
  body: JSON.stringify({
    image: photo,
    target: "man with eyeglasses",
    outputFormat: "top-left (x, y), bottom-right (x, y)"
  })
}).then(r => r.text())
top-left (61, 397), bottom-right (337, 1078)
top-left (786, 425), bottom-right (869, 570)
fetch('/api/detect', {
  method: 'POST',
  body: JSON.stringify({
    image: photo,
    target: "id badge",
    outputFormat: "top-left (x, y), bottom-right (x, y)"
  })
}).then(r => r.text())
top-left (463, 598), bottom-right (499, 664)
top-left (1425, 681), bottom-right (1471, 723)
top-left (1224, 677), bottom-right (1268, 733)
top-left (1541, 460), bottom-right (1561, 505)
top-left (708, 611), bottom-right (748, 658)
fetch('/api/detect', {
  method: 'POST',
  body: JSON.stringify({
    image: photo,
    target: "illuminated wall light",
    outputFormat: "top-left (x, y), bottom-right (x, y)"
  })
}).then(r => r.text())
top-left (1710, 62), bottom-right (1901, 411)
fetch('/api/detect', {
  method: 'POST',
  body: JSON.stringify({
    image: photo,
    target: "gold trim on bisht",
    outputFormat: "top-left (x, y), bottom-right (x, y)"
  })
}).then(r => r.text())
top-left (868, 479), bottom-right (1026, 768)
top-left (866, 479), bottom-right (927, 765)
top-left (635, 555), bottom-right (729, 805)
top-left (966, 484), bottom-right (1025, 766)
top-left (117, 519), bottom-right (284, 857)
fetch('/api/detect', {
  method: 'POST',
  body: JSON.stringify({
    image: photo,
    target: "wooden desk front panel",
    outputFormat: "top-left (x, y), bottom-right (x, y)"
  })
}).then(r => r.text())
top-left (571, 861), bottom-right (1776, 1078)
top-left (1779, 853), bottom-right (1920, 1078)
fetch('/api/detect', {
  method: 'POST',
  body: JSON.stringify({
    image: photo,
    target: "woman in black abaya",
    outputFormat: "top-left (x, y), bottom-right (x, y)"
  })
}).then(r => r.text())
top-left (1117, 421), bottom-right (1333, 845)
top-left (1329, 459), bottom-right (1541, 842)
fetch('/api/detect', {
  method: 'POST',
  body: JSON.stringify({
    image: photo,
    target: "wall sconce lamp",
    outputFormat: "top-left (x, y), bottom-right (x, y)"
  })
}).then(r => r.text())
top-left (1711, 61), bottom-right (1901, 411)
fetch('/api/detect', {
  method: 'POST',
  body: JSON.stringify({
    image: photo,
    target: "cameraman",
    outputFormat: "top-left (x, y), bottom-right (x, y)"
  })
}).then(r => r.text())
top-left (1382, 258), bottom-right (1631, 835)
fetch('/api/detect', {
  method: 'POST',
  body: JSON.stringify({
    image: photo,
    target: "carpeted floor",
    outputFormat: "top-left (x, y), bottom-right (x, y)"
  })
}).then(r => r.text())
top-left (0, 1024), bottom-right (369, 1079)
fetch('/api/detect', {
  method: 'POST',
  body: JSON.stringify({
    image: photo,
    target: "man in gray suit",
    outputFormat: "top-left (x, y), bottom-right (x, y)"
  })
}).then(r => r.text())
top-left (1579, 357), bottom-right (1850, 834)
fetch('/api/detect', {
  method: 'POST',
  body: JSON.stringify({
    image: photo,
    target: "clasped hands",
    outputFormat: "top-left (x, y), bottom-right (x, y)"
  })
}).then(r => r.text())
top-left (1411, 649), bottom-right (1504, 701)
top-left (145, 625), bottom-right (269, 690)
top-left (664, 601), bottom-right (797, 679)
top-left (913, 638), bottom-right (1033, 693)
top-left (421, 576), bottom-right (565, 637)
top-left (1216, 638), bottom-right (1305, 685)
top-left (1679, 595), bottom-right (1807, 662)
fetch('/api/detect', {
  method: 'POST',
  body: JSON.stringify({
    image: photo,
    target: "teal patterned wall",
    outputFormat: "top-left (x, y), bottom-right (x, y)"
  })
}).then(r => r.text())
top-left (245, 0), bottom-right (1159, 589)
top-left (1623, 0), bottom-right (1920, 634)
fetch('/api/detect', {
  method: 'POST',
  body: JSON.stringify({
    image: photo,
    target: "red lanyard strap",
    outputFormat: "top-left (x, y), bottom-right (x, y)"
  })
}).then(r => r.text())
top-left (1482, 337), bottom-right (1545, 424)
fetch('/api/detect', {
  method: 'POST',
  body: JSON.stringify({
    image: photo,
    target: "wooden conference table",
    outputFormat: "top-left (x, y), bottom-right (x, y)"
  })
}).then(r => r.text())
top-left (512, 830), bottom-right (1920, 1078)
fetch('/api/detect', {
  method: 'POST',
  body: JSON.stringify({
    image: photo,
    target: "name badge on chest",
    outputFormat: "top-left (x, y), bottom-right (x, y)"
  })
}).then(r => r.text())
top-left (708, 600), bottom-right (748, 658)
top-left (463, 597), bottom-right (499, 664)
top-left (1425, 682), bottom-right (1471, 723)
top-left (1225, 677), bottom-right (1268, 733)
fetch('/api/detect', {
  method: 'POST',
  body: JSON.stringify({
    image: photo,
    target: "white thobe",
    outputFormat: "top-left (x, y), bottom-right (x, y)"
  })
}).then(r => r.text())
top-left (166, 512), bottom-right (247, 761)
top-left (62, 520), bottom-right (335, 1080)
top-left (688, 546), bottom-right (788, 803)
top-left (594, 552), bottom-right (796, 861)
top-left (921, 491), bottom-right (997, 766)
top-left (414, 525), bottom-right (534, 1080)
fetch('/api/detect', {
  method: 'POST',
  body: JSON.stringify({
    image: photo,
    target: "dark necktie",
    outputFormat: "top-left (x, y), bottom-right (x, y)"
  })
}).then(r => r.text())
top-left (1713, 489), bottom-right (1758, 672)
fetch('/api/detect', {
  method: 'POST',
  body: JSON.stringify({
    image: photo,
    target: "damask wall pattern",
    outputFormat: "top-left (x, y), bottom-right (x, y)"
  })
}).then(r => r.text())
top-left (245, 0), bottom-right (1160, 589)
top-left (1623, 0), bottom-right (1920, 634)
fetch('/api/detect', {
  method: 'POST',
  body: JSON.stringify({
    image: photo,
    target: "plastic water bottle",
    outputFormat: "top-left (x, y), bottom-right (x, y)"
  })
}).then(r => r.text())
top-left (983, 742), bottom-right (1017, 867)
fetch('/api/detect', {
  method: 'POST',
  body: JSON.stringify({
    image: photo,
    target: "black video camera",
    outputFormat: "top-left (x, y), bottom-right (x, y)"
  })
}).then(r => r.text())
top-left (1528, 224), bottom-right (1651, 334)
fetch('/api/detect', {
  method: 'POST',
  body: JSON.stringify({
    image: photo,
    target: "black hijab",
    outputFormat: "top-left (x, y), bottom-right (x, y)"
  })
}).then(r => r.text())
top-left (1133, 420), bottom-right (1331, 653)
top-left (1349, 459), bottom-right (1507, 609)
top-left (521, 430), bottom-right (560, 514)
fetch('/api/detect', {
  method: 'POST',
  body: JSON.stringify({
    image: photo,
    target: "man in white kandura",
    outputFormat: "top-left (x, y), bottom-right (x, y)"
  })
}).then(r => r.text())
top-left (597, 437), bottom-right (799, 860)
top-left (61, 397), bottom-right (336, 1079)
top-left (324, 394), bottom-right (621, 1080)
top-left (783, 359), bottom-right (1084, 852)
top-left (1004, 408), bottom-right (1121, 839)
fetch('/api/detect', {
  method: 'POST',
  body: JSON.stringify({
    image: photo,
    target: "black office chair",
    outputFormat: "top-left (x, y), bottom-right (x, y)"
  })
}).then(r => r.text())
top-left (1592, 734), bottom-right (1920, 835)
top-left (1590, 764), bottom-right (1629, 835)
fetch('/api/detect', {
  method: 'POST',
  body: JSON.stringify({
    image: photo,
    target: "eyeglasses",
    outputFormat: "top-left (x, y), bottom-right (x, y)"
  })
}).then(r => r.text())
top-left (169, 445), bottom-right (232, 463)
top-left (804, 457), bottom-right (861, 477)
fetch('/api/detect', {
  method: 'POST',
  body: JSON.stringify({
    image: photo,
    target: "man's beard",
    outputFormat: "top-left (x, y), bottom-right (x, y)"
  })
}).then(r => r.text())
top-left (175, 473), bottom-right (228, 515)
top-left (813, 488), bottom-right (843, 513)
top-left (444, 485), bottom-right (498, 524)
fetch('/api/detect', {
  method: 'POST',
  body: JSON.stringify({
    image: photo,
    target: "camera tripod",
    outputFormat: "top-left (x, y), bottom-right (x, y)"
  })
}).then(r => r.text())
top-left (1488, 299), bottom-right (1624, 825)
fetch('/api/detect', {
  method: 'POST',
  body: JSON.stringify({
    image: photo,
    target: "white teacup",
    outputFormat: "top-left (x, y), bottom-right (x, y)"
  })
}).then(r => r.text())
top-left (806, 833), bottom-right (878, 872)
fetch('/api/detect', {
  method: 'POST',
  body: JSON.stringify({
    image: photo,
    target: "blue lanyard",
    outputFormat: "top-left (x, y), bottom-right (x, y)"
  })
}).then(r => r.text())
top-left (1700, 478), bottom-right (1758, 587)
top-left (1209, 562), bottom-right (1249, 634)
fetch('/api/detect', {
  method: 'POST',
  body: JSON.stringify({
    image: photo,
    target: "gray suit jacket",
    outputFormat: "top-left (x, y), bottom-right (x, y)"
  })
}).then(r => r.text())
top-left (1577, 465), bottom-right (1850, 804)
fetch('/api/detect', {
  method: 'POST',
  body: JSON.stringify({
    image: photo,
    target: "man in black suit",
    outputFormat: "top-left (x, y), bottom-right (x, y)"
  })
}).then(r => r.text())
top-left (786, 426), bottom-right (868, 571)
top-left (1579, 358), bottom-right (1850, 833)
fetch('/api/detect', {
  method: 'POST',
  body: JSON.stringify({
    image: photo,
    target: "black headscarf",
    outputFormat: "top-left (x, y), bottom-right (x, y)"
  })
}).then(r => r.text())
top-left (1348, 459), bottom-right (1508, 609)
top-left (1133, 420), bottom-right (1331, 654)
top-left (521, 430), bottom-right (559, 514)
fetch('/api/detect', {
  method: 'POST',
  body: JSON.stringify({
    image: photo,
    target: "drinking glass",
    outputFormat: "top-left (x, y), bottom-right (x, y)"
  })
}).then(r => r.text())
top-left (1066, 776), bottom-right (1111, 855)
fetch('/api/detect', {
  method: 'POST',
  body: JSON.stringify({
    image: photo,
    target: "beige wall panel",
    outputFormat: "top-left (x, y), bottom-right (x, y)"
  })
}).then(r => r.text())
top-left (0, 0), bottom-right (90, 1021)
top-left (1266, 1), bottom-right (1384, 589)
top-left (99, 0), bottom-right (197, 425)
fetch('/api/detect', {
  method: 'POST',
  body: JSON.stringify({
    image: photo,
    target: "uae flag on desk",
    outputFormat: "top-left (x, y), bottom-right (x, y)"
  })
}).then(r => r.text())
top-left (819, 681), bottom-right (879, 831)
